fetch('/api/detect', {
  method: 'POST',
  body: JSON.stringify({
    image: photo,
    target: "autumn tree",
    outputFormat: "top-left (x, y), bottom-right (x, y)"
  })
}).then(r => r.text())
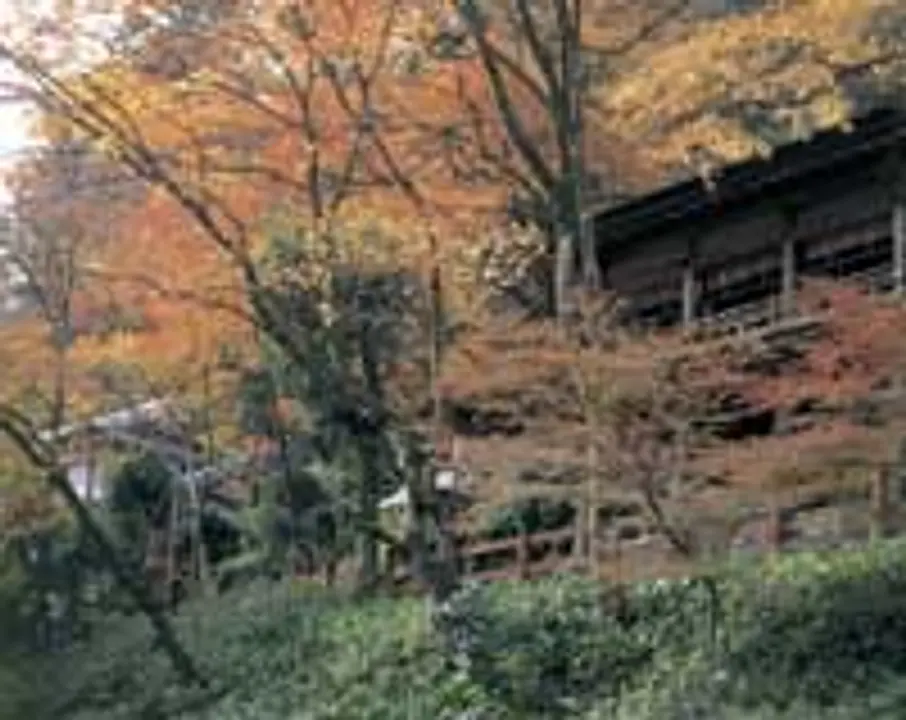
top-left (245, 216), bottom-right (462, 592)
top-left (0, 0), bottom-right (503, 596)
top-left (4, 0), bottom-right (905, 321)
top-left (691, 281), bottom-right (906, 536)
top-left (2, 0), bottom-right (906, 607)
top-left (1, 142), bottom-right (108, 424)
top-left (447, 0), bottom-right (906, 316)
top-left (0, 142), bottom-right (207, 684)
top-left (439, 273), bottom-right (906, 591)
top-left (593, 279), bottom-right (906, 561)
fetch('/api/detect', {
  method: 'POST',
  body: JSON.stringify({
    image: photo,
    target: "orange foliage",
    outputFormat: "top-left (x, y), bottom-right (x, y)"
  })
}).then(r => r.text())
top-left (715, 281), bottom-right (906, 412)
top-left (3, 0), bottom-right (905, 467)
top-left (439, 280), bottom-right (906, 514)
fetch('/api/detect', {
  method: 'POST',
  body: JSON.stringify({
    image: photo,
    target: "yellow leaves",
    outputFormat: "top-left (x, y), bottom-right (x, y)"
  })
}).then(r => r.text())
top-left (12, 0), bottom-right (906, 458)
top-left (0, 323), bottom-right (55, 405)
top-left (600, 0), bottom-right (905, 174)
top-left (33, 56), bottom-right (271, 188)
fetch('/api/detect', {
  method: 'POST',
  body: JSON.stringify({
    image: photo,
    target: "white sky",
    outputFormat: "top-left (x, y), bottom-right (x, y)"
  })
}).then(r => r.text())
top-left (0, 0), bottom-right (118, 187)
top-left (0, 102), bottom-right (29, 158)
top-left (0, 0), bottom-right (67, 203)
top-left (0, 86), bottom-right (30, 205)
top-left (0, 0), bottom-right (29, 201)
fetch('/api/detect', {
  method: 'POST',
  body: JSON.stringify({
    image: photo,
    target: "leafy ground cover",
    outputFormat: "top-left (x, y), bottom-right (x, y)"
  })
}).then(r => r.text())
top-left (6, 541), bottom-right (906, 719)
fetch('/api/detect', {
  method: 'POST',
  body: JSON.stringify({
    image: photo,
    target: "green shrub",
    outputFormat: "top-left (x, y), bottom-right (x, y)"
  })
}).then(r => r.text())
top-left (432, 576), bottom-right (652, 716)
top-left (13, 540), bottom-right (906, 719)
top-left (718, 543), bottom-right (906, 708)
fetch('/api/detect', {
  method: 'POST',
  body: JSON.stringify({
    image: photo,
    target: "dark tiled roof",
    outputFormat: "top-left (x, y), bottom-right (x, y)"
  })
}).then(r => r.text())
top-left (593, 109), bottom-right (906, 250)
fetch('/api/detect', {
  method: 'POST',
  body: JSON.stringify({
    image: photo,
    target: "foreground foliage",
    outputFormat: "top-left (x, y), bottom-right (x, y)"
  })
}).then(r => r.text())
top-left (5, 540), bottom-right (906, 719)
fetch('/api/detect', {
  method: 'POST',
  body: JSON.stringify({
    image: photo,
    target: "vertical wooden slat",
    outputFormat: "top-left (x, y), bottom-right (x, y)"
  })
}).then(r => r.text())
top-left (517, 530), bottom-right (530, 580)
top-left (766, 493), bottom-right (783, 552)
top-left (870, 464), bottom-right (891, 541)
top-left (893, 202), bottom-right (905, 295)
top-left (682, 262), bottom-right (697, 329)
top-left (781, 235), bottom-right (796, 317)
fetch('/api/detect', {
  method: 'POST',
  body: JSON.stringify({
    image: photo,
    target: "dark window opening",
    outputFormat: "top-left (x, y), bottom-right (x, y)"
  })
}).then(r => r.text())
top-left (635, 297), bottom-right (682, 329)
top-left (625, 271), bottom-right (684, 329)
top-left (800, 234), bottom-right (891, 290)
top-left (701, 265), bottom-right (782, 317)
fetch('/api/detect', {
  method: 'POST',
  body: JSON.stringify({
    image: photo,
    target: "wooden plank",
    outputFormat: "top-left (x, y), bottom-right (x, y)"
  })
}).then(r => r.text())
top-left (460, 528), bottom-right (576, 560)
top-left (799, 216), bottom-right (889, 258)
top-left (524, 527), bottom-right (576, 547)
top-left (461, 536), bottom-right (520, 557)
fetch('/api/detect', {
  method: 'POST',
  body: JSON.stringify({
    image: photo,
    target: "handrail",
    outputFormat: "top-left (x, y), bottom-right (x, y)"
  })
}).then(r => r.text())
top-left (387, 469), bottom-right (905, 589)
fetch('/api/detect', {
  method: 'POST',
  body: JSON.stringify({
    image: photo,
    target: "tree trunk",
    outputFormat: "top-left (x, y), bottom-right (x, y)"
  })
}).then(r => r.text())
top-left (356, 325), bottom-right (388, 591)
top-left (166, 483), bottom-right (179, 600)
top-left (356, 434), bottom-right (381, 589)
top-left (46, 467), bottom-right (206, 686)
top-left (401, 441), bottom-right (459, 602)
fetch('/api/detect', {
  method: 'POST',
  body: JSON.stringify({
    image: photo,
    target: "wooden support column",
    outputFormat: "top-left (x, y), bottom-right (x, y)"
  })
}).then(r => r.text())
top-left (682, 236), bottom-right (697, 330)
top-left (765, 491), bottom-right (784, 552)
top-left (682, 262), bottom-right (697, 329)
top-left (870, 464), bottom-right (891, 541)
top-left (781, 234), bottom-right (796, 318)
top-left (516, 529), bottom-right (530, 580)
top-left (882, 146), bottom-right (906, 296)
top-left (894, 202), bottom-right (905, 296)
top-left (777, 204), bottom-right (799, 319)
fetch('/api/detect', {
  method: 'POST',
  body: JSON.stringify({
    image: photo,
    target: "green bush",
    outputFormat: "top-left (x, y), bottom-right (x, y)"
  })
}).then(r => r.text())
top-left (11, 540), bottom-right (906, 719)
top-left (433, 576), bottom-right (650, 716)
top-left (718, 543), bottom-right (906, 708)
top-left (479, 497), bottom-right (576, 540)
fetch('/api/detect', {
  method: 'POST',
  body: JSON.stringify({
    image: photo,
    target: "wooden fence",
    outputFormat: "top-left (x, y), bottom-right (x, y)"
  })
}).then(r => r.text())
top-left (389, 463), bottom-right (906, 589)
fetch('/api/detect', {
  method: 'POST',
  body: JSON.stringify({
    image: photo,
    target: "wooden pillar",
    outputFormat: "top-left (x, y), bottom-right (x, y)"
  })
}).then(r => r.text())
top-left (781, 234), bottom-right (796, 318)
top-left (682, 237), bottom-right (698, 330)
top-left (612, 529), bottom-right (623, 585)
top-left (516, 530), bottom-right (530, 580)
top-left (766, 493), bottom-right (783, 552)
top-left (682, 262), bottom-right (697, 329)
top-left (870, 464), bottom-right (891, 541)
top-left (893, 202), bottom-right (905, 296)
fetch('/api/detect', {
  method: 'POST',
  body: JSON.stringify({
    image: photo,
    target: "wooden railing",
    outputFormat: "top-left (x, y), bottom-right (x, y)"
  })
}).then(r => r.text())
top-left (388, 465), bottom-right (906, 590)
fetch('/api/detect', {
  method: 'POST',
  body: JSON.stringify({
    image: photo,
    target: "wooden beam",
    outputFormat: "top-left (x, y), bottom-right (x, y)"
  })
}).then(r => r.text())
top-left (871, 465), bottom-right (892, 541)
top-left (894, 201), bottom-right (905, 295)
top-left (776, 203), bottom-right (800, 319)
top-left (781, 234), bottom-right (796, 317)
top-left (681, 235), bottom-right (698, 330)
top-left (682, 262), bottom-right (696, 329)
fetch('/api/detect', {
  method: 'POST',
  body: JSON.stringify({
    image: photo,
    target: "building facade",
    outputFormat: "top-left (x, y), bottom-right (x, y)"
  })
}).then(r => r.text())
top-left (592, 109), bottom-right (906, 332)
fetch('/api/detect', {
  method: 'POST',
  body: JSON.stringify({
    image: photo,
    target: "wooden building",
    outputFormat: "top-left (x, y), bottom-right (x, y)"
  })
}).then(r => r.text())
top-left (592, 109), bottom-right (906, 331)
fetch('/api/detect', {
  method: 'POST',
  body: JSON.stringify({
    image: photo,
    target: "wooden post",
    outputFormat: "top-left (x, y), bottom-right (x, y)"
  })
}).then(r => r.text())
top-left (893, 439), bottom-right (906, 507)
top-left (894, 202), bottom-right (905, 296)
top-left (781, 234), bottom-right (796, 318)
top-left (870, 464), bottom-right (891, 541)
top-left (766, 493), bottom-right (783, 552)
top-left (833, 504), bottom-right (844, 545)
top-left (555, 231), bottom-right (575, 320)
top-left (682, 261), bottom-right (697, 330)
top-left (516, 530), bottom-right (530, 580)
top-left (461, 540), bottom-right (474, 581)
